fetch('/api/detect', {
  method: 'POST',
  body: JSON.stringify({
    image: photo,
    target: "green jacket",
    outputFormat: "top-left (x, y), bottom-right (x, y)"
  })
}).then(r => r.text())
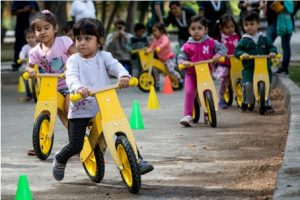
top-left (235, 32), bottom-right (277, 83)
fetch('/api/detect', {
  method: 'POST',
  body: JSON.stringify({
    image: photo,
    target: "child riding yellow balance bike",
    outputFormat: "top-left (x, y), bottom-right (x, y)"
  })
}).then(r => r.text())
top-left (132, 48), bottom-right (183, 92)
top-left (70, 77), bottom-right (142, 194)
top-left (17, 60), bottom-right (40, 102)
top-left (179, 57), bottom-right (225, 128)
top-left (240, 54), bottom-right (281, 114)
top-left (23, 71), bottom-right (68, 160)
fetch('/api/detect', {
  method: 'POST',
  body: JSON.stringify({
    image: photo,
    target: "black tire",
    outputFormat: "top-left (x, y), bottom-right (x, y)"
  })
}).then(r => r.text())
top-left (31, 78), bottom-right (39, 103)
top-left (204, 90), bottom-right (217, 128)
top-left (137, 71), bottom-right (156, 92)
top-left (192, 97), bottom-right (200, 123)
top-left (32, 114), bottom-right (53, 160)
top-left (115, 135), bottom-right (141, 194)
top-left (258, 81), bottom-right (265, 115)
top-left (83, 144), bottom-right (105, 183)
top-left (170, 69), bottom-right (184, 91)
top-left (224, 83), bottom-right (233, 106)
top-left (248, 97), bottom-right (255, 111)
top-left (235, 79), bottom-right (243, 108)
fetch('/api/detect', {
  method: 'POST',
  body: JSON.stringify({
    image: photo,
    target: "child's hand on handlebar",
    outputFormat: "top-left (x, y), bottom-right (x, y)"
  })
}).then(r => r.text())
top-left (78, 87), bottom-right (90, 98)
top-left (269, 52), bottom-right (277, 58)
top-left (212, 54), bottom-right (222, 63)
top-left (119, 76), bottom-right (130, 88)
top-left (145, 48), bottom-right (153, 55)
top-left (27, 68), bottom-right (37, 78)
top-left (240, 53), bottom-right (250, 60)
top-left (181, 61), bottom-right (191, 67)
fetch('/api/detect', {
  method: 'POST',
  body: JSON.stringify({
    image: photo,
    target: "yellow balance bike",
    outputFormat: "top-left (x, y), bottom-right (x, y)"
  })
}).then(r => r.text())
top-left (179, 57), bottom-right (224, 128)
top-left (23, 72), bottom-right (68, 160)
top-left (132, 48), bottom-right (183, 92)
top-left (70, 78), bottom-right (141, 194)
top-left (240, 54), bottom-right (281, 115)
top-left (18, 59), bottom-right (41, 102)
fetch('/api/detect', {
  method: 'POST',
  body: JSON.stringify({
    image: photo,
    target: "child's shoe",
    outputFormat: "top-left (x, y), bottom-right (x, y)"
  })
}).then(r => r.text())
top-left (139, 159), bottom-right (154, 175)
top-left (239, 103), bottom-right (247, 112)
top-left (180, 115), bottom-right (192, 127)
top-left (27, 149), bottom-right (35, 156)
top-left (53, 156), bottom-right (66, 181)
top-left (204, 112), bottom-right (209, 124)
top-left (265, 106), bottom-right (275, 113)
top-left (218, 99), bottom-right (228, 109)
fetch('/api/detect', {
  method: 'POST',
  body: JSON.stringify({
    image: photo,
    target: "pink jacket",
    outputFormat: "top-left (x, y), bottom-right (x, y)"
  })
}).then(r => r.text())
top-left (220, 32), bottom-right (240, 66)
top-left (148, 34), bottom-right (174, 62)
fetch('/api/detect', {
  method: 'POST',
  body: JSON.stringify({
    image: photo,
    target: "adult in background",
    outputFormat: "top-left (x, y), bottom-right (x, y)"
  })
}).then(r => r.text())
top-left (11, 1), bottom-right (39, 71)
top-left (265, 0), bottom-right (294, 75)
top-left (70, 0), bottom-right (96, 22)
top-left (164, 1), bottom-right (196, 47)
top-left (147, 1), bottom-right (165, 34)
top-left (196, 0), bottom-right (228, 38)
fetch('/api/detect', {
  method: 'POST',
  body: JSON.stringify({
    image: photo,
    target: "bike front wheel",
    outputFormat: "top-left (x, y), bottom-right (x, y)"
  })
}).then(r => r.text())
top-left (258, 81), bottom-right (265, 115)
top-left (137, 71), bottom-right (156, 92)
top-left (204, 90), bottom-right (217, 128)
top-left (115, 135), bottom-right (141, 194)
top-left (224, 83), bottom-right (233, 106)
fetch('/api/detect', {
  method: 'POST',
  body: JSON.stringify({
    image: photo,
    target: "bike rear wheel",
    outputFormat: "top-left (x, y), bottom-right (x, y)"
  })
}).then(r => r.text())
top-left (235, 79), bottom-right (243, 108)
top-left (224, 83), bottom-right (233, 106)
top-left (258, 81), bottom-right (265, 115)
top-left (192, 97), bottom-right (200, 123)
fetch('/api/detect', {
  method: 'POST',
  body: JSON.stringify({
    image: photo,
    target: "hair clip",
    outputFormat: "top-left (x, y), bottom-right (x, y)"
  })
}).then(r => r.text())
top-left (41, 10), bottom-right (51, 15)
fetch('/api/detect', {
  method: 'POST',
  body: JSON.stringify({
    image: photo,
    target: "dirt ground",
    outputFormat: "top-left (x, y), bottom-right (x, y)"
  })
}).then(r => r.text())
top-left (163, 88), bottom-right (288, 200)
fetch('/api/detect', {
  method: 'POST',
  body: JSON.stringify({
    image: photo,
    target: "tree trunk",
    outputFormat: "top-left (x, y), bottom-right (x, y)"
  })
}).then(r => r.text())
top-left (105, 1), bottom-right (120, 37)
top-left (126, 1), bottom-right (137, 33)
top-left (138, 1), bottom-right (149, 24)
top-left (101, 1), bottom-right (107, 26)
top-left (44, 1), bottom-right (67, 34)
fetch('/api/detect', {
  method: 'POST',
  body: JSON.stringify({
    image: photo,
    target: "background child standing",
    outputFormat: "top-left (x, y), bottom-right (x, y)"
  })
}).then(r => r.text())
top-left (53, 18), bottom-right (153, 181)
top-left (235, 11), bottom-right (277, 113)
top-left (146, 22), bottom-right (183, 91)
top-left (26, 10), bottom-right (76, 118)
top-left (214, 13), bottom-right (241, 109)
top-left (178, 15), bottom-right (227, 127)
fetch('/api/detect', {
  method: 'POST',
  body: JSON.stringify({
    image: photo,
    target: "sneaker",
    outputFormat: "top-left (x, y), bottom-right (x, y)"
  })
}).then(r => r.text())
top-left (27, 149), bottom-right (36, 156)
top-left (218, 99), bottom-right (228, 109)
top-left (180, 115), bottom-right (192, 127)
top-left (53, 156), bottom-right (66, 181)
top-left (139, 159), bottom-right (154, 175)
top-left (265, 106), bottom-right (275, 113)
top-left (204, 112), bottom-right (209, 124)
top-left (239, 103), bottom-right (247, 112)
top-left (275, 68), bottom-right (288, 75)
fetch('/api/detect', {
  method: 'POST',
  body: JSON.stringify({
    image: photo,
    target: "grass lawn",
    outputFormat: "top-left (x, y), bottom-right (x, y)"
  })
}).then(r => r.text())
top-left (289, 64), bottom-right (300, 87)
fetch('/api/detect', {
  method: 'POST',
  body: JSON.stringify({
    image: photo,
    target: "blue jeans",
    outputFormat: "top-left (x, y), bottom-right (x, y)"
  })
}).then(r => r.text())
top-left (266, 21), bottom-right (292, 72)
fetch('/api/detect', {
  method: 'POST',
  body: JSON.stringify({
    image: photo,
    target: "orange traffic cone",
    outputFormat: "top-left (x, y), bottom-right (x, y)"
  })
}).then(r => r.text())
top-left (163, 75), bottom-right (173, 94)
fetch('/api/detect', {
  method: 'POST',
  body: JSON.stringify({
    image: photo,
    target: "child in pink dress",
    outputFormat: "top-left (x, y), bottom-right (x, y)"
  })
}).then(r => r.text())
top-left (178, 15), bottom-right (227, 127)
top-left (214, 13), bottom-right (241, 109)
top-left (146, 22), bottom-right (183, 91)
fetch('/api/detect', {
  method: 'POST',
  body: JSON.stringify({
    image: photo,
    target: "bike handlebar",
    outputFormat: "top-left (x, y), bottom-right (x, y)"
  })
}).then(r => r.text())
top-left (22, 72), bottom-right (65, 80)
top-left (239, 54), bottom-right (282, 60)
top-left (178, 57), bottom-right (225, 70)
top-left (70, 77), bottom-right (139, 103)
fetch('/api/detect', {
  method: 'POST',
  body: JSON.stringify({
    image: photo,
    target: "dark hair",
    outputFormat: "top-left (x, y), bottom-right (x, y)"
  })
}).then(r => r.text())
top-left (134, 23), bottom-right (146, 32)
top-left (24, 27), bottom-right (34, 36)
top-left (114, 19), bottom-right (126, 27)
top-left (214, 13), bottom-right (241, 41)
top-left (152, 22), bottom-right (167, 35)
top-left (188, 15), bottom-right (208, 28)
top-left (242, 11), bottom-right (260, 24)
top-left (169, 1), bottom-right (180, 8)
top-left (31, 10), bottom-right (57, 31)
top-left (73, 18), bottom-right (105, 50)
top-left (63, 21), bottom-right (74, 34)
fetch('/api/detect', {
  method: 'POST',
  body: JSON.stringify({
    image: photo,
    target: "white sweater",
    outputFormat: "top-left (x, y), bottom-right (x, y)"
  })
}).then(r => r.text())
top-left (66, 50), bottom-right (130, 119)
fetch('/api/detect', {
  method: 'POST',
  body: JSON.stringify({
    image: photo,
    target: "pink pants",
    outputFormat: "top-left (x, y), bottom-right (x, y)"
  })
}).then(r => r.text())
top-left (183, 68), bottom-right (197, 116)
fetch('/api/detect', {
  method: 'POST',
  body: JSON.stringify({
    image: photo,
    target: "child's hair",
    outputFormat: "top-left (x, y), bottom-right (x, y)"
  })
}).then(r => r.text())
top-left (63, 21), bottom-right (74, 34)
top-left (114, 19), bottom-right (126, 27)
top-left (188, 15), bottom-right (208, 29)
top-left (30, 10), bottom-right (57, 31)
top-left (169, 1), bottom-right (180, 8)
top-left (152, 22), bottom-right (167, 35)
top-left (134, 23), bottom-right (146, 33)
top-left (73, 18), bottom-right (105, 50)
top-left (214, 13), bottom-right (241, 41)
top-left (242, 11), bottom-right (260, 24)
top-left (24, 27), bottom-right (34, 36)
